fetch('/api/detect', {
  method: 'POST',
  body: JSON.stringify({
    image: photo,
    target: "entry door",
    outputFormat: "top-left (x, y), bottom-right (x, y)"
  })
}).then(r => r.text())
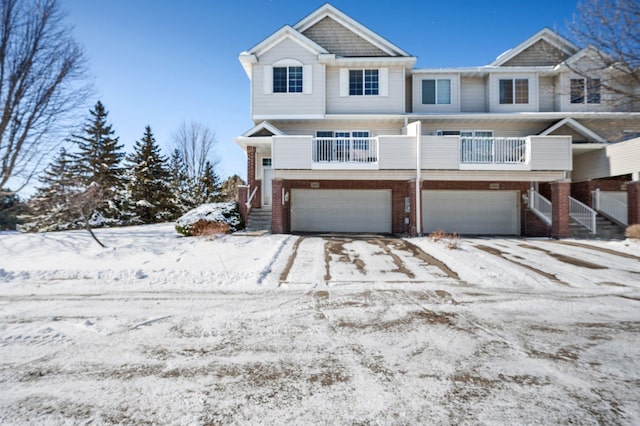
top-left (262, 159), bottom-right (273, 206)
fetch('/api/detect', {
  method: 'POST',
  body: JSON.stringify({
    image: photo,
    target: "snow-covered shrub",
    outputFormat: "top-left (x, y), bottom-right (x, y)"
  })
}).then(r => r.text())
top-left (175, 202), bottom-right (244, 236)
top-left (625, 224), bottom-right (640, 240)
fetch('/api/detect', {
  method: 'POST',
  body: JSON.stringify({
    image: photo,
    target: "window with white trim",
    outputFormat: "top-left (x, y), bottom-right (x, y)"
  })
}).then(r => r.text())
top-left (349, 69), bottom-right (379, 95)
top-left (570, 78), bottom-right (600, 104)
top-left (422, 79), bottom-right (451, 104)
top-left (499, 78), bottom-right (528, 104)
top-left (273, 66), bottom-right (303, 93)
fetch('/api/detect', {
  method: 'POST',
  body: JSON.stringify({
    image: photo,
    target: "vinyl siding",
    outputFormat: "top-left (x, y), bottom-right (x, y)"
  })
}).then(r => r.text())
top-left (421, 119), bottom-right (553, 138)
top-left (252, 38), bottom-right (324, 118)
top-left (572, 150), bottom-right (610, 182)
top-left (378, 136), bottom-right (415, 169)
top-left (326, 66), bottom-right (405, 114)
top-left (460, 78), bottom-right (486, 112)
top-left (421, 136), bottom-right (459, 169)
top-left (271, 120), bottom-right (404, 137)
top-left (528, 136), bottom-right (572, 170)
top-left (608, 138), bottom-right (640, 177)
top-left (272, 136), bottom-right (312, 169)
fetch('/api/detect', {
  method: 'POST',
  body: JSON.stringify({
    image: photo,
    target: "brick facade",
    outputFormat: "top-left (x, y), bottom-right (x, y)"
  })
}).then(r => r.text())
top-left (237, 185), bottom-right (248, 224)
top-left (550, 181), bottom-right (570, 238)
top-left (571, 177), bottom-right (631, 207)
top-left (246, 147), bottom-right (261, 208)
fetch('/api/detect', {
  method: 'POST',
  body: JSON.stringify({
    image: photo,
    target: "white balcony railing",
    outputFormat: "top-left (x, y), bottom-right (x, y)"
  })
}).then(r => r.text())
top-left (312, 137), bottom-right (378, 163)
top-left (460, 137), bottom-right (528, 164)
top-left (569, 196), bottom-right (597, 233)
top-left (593, 189), bottom-right (628, 225)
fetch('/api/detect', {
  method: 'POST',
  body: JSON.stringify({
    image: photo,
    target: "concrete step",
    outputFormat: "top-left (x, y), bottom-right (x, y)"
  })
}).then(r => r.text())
top-left (569, 216), bottom-right (625, 240)
top-left (246, 208), bottom-right (273, 232)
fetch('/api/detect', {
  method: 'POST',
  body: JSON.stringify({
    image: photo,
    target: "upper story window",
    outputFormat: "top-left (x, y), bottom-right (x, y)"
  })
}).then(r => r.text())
top-left (273, 66), bottom-right (303, 93)
top-left (349, 69), bottom-right (379, 96)
top-left (571, 78), bottom-right (601, 104)
top-left (422, 79), bottom-right (451, 104)
top-left (499, 78), bottom-right (529, 104)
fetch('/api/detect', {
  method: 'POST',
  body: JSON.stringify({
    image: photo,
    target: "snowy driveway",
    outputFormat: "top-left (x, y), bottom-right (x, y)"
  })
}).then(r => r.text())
top-left (1, 225), bottom-right (639, 424)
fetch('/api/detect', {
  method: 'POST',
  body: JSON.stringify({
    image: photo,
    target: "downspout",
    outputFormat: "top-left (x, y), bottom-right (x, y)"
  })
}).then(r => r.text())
top-left (412, 121), bottom-right (422, 236)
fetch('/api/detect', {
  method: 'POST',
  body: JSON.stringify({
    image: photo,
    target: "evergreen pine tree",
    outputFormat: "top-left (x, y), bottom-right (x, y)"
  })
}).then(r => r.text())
top-left (71, 101), bottom-right (127, 225)
top-left (168, 148), bottom-right (192, 216)
top-left (196, 160), bottom-right (221, 204)
top-left (20, 148), bottom-right (80, 232)
top-left (125, 126), bottom-right (172, 223)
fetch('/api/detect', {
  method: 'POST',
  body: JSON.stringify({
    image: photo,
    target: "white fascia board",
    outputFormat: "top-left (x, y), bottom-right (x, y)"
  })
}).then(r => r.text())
top-left (252, 114), bottom-right (326, 120)
top-left (293, 3), bottom-right (411, 57)
top-left (235, 136), bottom-right (274, 150)
top-left (247, 25), bottom-right (328, 58)
top-left (407, 112), bottom-right (640, 121)
top-left (490, 28), bottom-right (579, 67)
top-left (238, 52), bottom-right (257, 78)
top-left (412, 66), bottom-right (556, 75)
top-left (540, 118), bottom-right (606, 143)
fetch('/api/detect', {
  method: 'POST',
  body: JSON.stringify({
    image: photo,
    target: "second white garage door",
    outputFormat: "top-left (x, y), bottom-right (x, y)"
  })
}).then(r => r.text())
top-left (291, 189), bottom-right (391, 233)
top-left (422, 190), bottom-right (520, 235)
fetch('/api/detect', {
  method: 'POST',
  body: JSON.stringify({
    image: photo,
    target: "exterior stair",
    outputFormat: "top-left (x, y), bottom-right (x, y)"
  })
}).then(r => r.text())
top-left (245, 206), bottom-right (272, 232)
top-left (570, 215), bottom-right (625, 240)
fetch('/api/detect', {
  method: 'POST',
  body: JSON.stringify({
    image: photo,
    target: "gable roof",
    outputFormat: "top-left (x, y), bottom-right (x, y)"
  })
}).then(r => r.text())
top-left (241, 121), bottom-right (285, 138)
top-left (540, 118), bottom-right (606, 143)
top-left (293, 3), bottom-right (410, 57)
top-left (491, 28), bottom-right (579, 67)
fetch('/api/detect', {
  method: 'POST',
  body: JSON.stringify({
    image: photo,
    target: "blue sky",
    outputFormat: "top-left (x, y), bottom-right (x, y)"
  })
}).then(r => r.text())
top-left (62, 0), bottom-right (580, 181)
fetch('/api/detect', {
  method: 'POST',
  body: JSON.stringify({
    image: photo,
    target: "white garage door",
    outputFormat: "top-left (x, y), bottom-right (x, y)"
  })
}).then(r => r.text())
top-left (422, 190), bottom-right (519, 235)
top-left (291, 189), bottom-right (391, 233)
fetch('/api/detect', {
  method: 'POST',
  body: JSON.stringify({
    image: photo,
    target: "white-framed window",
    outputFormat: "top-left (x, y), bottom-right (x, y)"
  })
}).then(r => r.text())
top-left (571, 78), bottom-right (601, 104)
top-left (422, 79), bottom-right (451, 104)
top-left (436, 130), bottom-right (494, 137)
top-left (349, 69), bottom-right (379, 95)
top-left (499, 78), bottom-right (528, 104)
top-left (263, 61), bottom-right (312, 95)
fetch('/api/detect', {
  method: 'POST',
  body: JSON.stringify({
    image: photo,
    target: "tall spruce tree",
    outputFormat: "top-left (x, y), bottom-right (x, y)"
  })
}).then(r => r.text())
top-left (20, 148), bottom-right (79, 232)
top-left (196, 160), bottom-right (221, 204)
top-left (71, 101), bottom-right (127, 225)
top-left (168, 148), bottom-right (192, 215)
top-left (125, 126), bottom-right (172, 223)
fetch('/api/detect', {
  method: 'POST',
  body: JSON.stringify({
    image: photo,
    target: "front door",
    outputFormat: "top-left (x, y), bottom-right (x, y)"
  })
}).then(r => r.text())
top-left (262, 159), bottom-right (273, 206)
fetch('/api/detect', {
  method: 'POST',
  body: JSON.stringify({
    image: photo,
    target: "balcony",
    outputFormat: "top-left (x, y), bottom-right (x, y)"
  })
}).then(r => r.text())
top-left (312, 137), bottom-right (378, 164)
top-left (460, 137), bottom-right (528, 165)
top-left (271, 134), bottom-right (571, 172)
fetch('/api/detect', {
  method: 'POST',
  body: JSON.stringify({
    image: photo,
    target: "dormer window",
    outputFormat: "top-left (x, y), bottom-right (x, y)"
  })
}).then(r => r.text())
top-left (571, 78), bottom-right (600, 104)
top-left (499, 78), bottom-right (528, 104)
top-left (273, 66), bottom-right (303, 93)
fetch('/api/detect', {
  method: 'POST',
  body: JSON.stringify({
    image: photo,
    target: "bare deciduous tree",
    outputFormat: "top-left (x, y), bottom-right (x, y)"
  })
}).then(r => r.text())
top-left (171, 121), bottom-right (219, 184)
top-left (0, 0), bottom-right (88, 194)
top-left (567, 0), bottom-right (640, 110)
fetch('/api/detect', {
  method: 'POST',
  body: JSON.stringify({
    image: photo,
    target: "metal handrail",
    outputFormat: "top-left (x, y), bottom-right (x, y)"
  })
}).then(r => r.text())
top-left (460, 137), bottom-right (527, 164)
top-left (312, 137), bottom-right (378, 163)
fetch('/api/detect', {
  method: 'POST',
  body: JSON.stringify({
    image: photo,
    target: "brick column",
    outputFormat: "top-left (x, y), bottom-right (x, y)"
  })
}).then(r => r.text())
top-left (627, 181), bottom-right (640, 225)
top-left (237, 185), bottom-right (248, 224)
top-left (551, 181), bottom-right (570, 239)
top-left (407, 180), bottom-right (417, 237)
top-left (271, 179), bottom-right (284, 234)
top-left (247, 146), bottom-right (256, 187)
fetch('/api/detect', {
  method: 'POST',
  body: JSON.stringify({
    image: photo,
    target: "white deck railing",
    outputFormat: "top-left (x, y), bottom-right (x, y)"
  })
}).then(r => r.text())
top-left (569, 197), bottom-right (597, 233)
top-left (460, 137), bottom-right (527, 164)
top-left (529, 189), bottom-right (552, 225)
top-left (593, 189), bottom-right (628, 225)
top-left (312, 137), bottom-right (378, 163)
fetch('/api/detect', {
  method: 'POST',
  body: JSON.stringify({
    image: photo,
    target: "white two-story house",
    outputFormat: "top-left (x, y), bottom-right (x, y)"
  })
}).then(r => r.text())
top-left (236, 4), bottom-right (640, 237)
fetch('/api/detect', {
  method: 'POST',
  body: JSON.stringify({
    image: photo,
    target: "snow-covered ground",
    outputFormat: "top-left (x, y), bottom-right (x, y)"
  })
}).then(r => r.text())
top-left (1, 224), bottom-right (639, 424)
